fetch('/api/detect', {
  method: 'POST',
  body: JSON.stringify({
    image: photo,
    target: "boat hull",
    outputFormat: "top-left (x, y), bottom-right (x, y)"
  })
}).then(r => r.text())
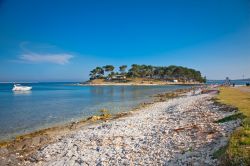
top-left (12, 86), bottom-right (32, 91)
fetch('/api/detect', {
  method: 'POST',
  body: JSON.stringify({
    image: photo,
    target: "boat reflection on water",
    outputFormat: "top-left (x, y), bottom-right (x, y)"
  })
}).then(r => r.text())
top-left (13, 90), bottom-right (32, 95)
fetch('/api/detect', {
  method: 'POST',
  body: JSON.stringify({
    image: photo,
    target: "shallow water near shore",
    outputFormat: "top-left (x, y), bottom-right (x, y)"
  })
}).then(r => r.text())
top-left (0, 82), bottom-right (192, 141)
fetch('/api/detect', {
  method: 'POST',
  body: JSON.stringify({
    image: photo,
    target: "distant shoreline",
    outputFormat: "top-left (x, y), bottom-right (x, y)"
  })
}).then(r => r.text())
top-left (74, 82), bottom-right (204, 86)
top-left (74, 78), bottom-right (204, 86)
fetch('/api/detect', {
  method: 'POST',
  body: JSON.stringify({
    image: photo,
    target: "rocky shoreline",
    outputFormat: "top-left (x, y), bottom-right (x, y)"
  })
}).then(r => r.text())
top-left (0, 90), bottom-right (241, 165)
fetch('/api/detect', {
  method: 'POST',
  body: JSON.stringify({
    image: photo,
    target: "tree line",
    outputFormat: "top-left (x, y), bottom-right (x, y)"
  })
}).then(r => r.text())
top-left (89, 64), bottom-right (206, 82)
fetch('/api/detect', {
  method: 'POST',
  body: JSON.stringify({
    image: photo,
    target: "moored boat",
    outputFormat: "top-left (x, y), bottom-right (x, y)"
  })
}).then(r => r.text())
top-left (12, 84), bottom-right (32, 91)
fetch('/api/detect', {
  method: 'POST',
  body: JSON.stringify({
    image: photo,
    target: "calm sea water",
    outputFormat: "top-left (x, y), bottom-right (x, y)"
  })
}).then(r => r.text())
top-left (207, 80), bottom-right (250, 85)
top-left (0, 83), bottom-right (192, 140)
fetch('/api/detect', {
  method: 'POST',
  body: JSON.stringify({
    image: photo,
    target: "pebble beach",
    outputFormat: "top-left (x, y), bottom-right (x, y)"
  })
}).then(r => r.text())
top-left (12, 92), bottom-right (239, 166)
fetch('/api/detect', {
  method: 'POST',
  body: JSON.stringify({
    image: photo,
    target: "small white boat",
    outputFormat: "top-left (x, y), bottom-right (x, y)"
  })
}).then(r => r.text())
top-left (12, 84), bottom-right (32, 91)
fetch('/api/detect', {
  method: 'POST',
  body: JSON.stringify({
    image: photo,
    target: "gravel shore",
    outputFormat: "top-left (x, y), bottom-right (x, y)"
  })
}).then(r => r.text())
top-left (20, 93), bottom-right (240, 166)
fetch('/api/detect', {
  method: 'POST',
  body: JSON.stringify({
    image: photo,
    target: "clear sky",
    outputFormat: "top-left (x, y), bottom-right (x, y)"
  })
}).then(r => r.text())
top-left (0, 0), bottom-right (250, 82)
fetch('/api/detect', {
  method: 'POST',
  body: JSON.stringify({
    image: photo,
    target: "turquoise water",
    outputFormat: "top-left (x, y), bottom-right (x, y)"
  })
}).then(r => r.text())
top-left (0, 83), bottom-right (191, 140)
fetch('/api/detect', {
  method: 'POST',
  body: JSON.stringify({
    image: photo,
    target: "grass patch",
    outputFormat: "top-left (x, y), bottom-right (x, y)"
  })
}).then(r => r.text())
top-left (215, 113), bottom-right (246, 123)
top-left (217, 87), bottom-right (250, 117)
top-left (216, 87), bottom-right (250, 165)
top-left (213, 145), bottom-right (228, 159)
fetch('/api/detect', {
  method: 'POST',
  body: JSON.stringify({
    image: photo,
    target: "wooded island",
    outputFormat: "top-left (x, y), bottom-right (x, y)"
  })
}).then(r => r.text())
top-left (88, 64), bottom-right (206, 85)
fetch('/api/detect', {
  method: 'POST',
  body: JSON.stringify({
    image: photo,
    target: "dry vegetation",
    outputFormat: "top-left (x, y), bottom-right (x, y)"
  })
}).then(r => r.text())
top-left (216, 87), bottom-right (250, 165)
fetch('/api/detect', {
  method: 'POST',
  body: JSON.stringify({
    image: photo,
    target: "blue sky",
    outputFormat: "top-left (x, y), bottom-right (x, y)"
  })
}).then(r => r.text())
top-left (0, 0), bottom-right (250, 81)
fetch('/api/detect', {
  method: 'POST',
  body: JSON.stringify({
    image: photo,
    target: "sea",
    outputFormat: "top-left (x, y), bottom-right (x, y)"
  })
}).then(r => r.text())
top-left (0, 83), bottom-right (193, 141)
top-left (206, 79), bottom-right (250, 85)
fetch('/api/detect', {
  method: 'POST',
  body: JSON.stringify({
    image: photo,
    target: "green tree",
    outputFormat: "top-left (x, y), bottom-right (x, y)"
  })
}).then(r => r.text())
top-left (89, 67), bottom-right (104, 79)
top-left (95, 67), bottom-right (104, 78)
top-left (146, 65), bottom-right (154, 78)
top-left (155, 67), bottom-right (165, 79)
top-left (128, 64), bottom-right (140, 78)
top-left (103, 65), bottom-right (115, 78)
top-left (89, 69), bottom-right (98, 80)
top-left (119, 65), bottom-right (127, 75)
